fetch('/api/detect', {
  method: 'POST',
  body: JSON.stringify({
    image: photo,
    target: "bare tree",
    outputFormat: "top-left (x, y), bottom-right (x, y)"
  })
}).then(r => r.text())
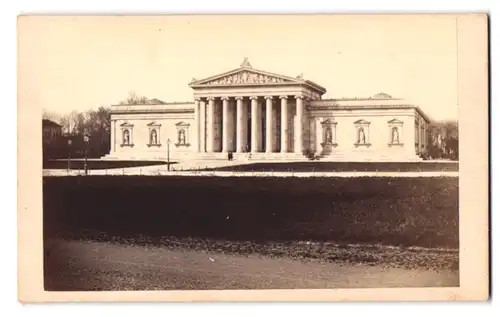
top-left (60, 110), bottom-right (85, 135)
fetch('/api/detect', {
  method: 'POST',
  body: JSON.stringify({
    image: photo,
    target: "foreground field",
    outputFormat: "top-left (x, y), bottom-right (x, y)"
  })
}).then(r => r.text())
top-left (43, 176), bottom-right (459, 248)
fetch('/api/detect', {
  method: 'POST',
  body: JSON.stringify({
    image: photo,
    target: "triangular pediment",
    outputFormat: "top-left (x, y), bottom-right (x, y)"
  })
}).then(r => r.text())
top-left (320, 118), bottom-right (337, 125)
top-left (120, 122), bottom-right (133, 127)
top-left (388, 118), bottom-right (404, 124)
top-left (354, 119), bottom-right (371, 125)
top-left (190, 68), bottom-right (300, 87)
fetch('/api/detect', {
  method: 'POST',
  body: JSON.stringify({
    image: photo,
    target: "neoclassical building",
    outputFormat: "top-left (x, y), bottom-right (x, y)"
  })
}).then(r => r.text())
top-left (106, 58), bottom-right (430, 161)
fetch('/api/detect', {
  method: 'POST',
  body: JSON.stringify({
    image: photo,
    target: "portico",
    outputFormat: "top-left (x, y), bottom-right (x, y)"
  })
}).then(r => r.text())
top-left (190, 58), bottom-right (325, 157)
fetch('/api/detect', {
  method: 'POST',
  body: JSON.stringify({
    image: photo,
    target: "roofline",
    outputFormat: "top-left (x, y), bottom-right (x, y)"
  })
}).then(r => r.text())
top-left (308, 104), bottom-right (431, 123)
top-left (111, 102), bottom-right (194, 107)
top-left (111, 108), bottom-right (194, 115)
top-left (320, 97), bottom-right (404, 102)
top-left (42, 119), bottom-right (62, 127)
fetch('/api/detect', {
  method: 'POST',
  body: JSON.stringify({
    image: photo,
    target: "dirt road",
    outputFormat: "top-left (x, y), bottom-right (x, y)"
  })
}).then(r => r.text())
top-left (44, 239), bottom-right (458, 291)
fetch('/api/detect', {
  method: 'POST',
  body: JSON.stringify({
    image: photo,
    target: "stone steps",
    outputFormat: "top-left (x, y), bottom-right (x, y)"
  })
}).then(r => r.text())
top-left (192, 152), bottom-right (309, 161)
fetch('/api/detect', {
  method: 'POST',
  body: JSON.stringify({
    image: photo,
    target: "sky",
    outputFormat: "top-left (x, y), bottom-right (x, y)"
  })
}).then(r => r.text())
top-left (19, 15), bottom-right (459, 121)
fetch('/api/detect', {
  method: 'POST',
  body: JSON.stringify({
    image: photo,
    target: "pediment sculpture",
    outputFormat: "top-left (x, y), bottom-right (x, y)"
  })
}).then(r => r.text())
top-left (203, 71), bottom-right (287, 85)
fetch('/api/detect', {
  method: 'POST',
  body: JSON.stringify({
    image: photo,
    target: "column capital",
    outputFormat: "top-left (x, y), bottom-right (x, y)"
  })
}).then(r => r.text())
top-left (249, 96), bottom-right (259, 100)
top-left (235, 96), bottom-right (244, 100)
top-left (279, 95), bottom-right (288, 100)
top-left (207, 97), bottom-right (215, 101)
top-left (295, 95), bottom-right (305, 100)
top-left (264, 96), bottom-right (274, 100)
top-left (194, 97), bottom-right (201, 102)
top-left (221, 96), bottom-right (230, 101)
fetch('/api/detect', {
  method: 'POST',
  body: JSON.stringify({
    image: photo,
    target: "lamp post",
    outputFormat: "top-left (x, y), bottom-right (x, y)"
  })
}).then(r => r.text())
top-left (67, 139), bottom-right (72, 171)
top-left (83, 133), bottom-right (90, 176)
top-left (167, 138), bottom-right (171, 171)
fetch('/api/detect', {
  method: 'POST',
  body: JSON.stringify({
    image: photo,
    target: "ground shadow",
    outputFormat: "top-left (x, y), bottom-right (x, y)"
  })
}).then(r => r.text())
top-left (198, 161), bottom-right (459, 172)
top-left (43, 160), bottom-right (175, 170)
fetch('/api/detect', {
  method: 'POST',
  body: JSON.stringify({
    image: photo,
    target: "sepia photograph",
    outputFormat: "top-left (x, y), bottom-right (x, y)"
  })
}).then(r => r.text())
top-left (17, 13), bottom-right (488, 302)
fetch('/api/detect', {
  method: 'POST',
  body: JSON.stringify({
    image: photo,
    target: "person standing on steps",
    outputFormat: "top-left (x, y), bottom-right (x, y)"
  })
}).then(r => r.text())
top-left (246, 144), bottom-right (251, 160)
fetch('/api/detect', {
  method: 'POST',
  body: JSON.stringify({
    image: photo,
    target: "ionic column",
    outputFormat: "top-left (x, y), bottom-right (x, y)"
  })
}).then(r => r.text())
top-left (236, 96), bottom-right (244, 152)
top-left (315, 118), bottom-right (322, 155)
top-left (194, 98), bottom-right (200, 152)
top-left (420, 122), bottom-right (425, 153)
top-left (207, 97), bottom-right (215, 152)
top-left (222, 97), bottom-right (229, 152)
top-left (415, 120), bottom-right (420, 155)
top-left (199, 99), bottom-right (206, 152)
top-left (250, 96), bottom-right (259, 153)
top-left (280, 96), bottom-right (288, 153)
top-left (295, 96), bottom-right (304, 154)
top-left (265, 96), bottom-right (274, 153)
top-left (111, 119), bottom-right (116, 152)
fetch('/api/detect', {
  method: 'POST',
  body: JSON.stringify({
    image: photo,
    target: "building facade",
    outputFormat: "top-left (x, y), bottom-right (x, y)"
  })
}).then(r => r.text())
top-left (43, 119), bottom-right (63, 145)
top-left (106, 59), bottom-right (430, 161)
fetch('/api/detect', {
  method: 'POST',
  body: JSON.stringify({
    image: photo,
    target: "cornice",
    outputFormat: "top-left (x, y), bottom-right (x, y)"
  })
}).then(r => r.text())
top-left (111, 108), bottom-right (194, 115)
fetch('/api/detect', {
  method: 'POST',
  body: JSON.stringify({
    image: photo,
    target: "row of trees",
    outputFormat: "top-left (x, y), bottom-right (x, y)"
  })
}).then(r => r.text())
top-left (43, 106), bottom-right (111, 158)
top-left (42, 92), bottom-right (163, 158)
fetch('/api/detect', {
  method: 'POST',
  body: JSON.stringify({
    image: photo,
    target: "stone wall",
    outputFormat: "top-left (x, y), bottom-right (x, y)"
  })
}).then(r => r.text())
top-left (308, 107), bottom-right (421, 161)
top-left (109, 112), bottom-right (196, 160)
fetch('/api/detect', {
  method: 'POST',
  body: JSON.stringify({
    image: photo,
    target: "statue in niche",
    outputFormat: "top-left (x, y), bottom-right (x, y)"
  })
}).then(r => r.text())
top-left (150, 129), bottom-right (157, 145)
top-left (358, 127), bottom-right (366, 144)
top-left (123, 129), bottom-right (130, 145)
top-left (325, 126), bottom-right (333, 144)
top-left (392, 126), bottom-right (400, 143)
top-left (178, 129), bottom-right (186, 145)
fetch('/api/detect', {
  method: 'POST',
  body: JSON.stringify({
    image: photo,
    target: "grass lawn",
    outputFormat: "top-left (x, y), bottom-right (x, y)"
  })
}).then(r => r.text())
top-left (204, 161), bottom-right (459, 172)
top-left (43, 176), bottom-right (459, 249)
top-left (43, 160), bottom-right (173, 170)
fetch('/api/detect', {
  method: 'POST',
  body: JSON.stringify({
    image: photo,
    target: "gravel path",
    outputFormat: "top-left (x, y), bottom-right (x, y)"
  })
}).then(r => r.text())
top-left (44, 239), bottom-right (459, 291)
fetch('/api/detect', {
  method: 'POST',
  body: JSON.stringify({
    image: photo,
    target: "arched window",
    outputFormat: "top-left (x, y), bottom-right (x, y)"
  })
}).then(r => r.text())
top-left (123, 129), bottom-right (130, 145)
top-left (353, 119), bottom-right (370, 147)
top-left (391, 126), bottom-right (400, 144)
top-left (358, 127), bottom-right (366, 144)
top-left (147, 122), bottom-right (161, 147)
top-left (150, 129), bottom-right (157, 145)
top-left (178, 129), bottom-right (186, 145)
top-left (174, 121), bottom-right (190, 147)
